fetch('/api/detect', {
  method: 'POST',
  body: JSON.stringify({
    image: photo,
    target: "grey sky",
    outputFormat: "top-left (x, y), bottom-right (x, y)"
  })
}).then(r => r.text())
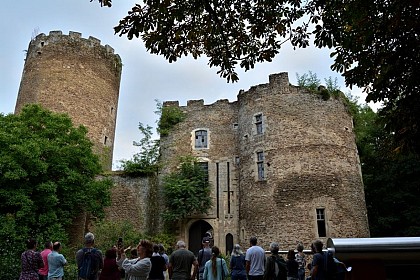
top-left (0, 0), bottom-right (371, 170)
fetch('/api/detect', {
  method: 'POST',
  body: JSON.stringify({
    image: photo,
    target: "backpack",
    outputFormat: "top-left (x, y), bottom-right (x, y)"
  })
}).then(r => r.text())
top-left (272, 255), bottom-right (287, 280)
top-left (78, 248), bottom-right (100, 280)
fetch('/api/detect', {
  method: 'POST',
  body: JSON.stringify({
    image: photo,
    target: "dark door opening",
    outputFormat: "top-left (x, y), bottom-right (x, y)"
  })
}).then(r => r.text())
top-left (226, 233), bottom-right (233, 255)
top-left (188, 220), bottom-right (213, 256)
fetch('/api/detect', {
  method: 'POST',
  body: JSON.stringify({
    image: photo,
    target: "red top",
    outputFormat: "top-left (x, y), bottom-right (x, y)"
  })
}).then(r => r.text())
top-left (39, 249), bottom-right (52, 276)
top-left (99, 258), bottom-right (121, 280)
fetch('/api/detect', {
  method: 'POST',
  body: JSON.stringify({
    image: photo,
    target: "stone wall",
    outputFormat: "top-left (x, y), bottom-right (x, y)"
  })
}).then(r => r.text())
top-left (159, 72), bottom-right (370, 252)
top-left (15, 31), bottom-right (122, 170)
top-left (237, 73), bottom-right (369, 249)
top-left (159, 99), bottom-right (240, 250)
top-left (104, 173), bottom-right (162, 234)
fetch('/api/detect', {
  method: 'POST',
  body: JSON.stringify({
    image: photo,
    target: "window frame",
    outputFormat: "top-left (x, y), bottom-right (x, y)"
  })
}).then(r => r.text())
top-left (316, 208), bottom-right (327, 237)
top-left (255, 113), bottom-right (263, 135)
top-left (256, 151), bottom-right (265, 181)
top-left (194, 129), bottom-right (208, 149)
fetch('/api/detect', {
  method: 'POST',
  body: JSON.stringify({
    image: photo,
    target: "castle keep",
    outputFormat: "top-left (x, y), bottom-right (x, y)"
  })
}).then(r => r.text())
top-left (15, 31), bottom-right (122, 170)
top-left (160, 73), bottom-right (370, 254)
top-left (14, 31), bottom-right (369, 252)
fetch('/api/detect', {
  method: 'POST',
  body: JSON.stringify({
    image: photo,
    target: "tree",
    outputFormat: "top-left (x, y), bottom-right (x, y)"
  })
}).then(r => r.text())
top-left (350, 99), bottom-right (420, 237)
top-left (296, 72), bottom-right (342, 100)
top-left (121, 100), bottom-right (185, 175)
top-left (121, 122), bottom-right (160, 176)
top-left (162, 156), bottom-right (212, 223)
top-left (93, 0), bottom-right (419, 152)
top-left (0, 105), bottom-right (111, 278)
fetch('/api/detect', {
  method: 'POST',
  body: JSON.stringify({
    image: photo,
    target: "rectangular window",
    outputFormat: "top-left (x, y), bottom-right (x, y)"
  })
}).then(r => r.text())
top-left (255, 114), bottom-right (263, 135)
top-left (257, 151), bottom-right (265, 180)
top-left (196, 162), bottom-right (209, 182)
top-left (316, 208), bottom-right (327, 237)
top-left (195, 130), bottom-right (208, 148)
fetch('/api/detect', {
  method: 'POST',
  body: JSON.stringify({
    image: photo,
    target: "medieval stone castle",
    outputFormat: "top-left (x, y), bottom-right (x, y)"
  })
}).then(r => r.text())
top-left (15, 31), bottom-right (370, 254)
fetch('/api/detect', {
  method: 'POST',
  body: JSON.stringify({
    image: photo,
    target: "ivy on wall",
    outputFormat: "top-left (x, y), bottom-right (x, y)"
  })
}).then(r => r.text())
top-left (162, 156), bottom-right (212, 223)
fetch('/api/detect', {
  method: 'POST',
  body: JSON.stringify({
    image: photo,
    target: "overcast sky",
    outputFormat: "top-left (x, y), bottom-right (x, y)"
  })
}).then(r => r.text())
top-left (0, 0), bottom-right (373, 170)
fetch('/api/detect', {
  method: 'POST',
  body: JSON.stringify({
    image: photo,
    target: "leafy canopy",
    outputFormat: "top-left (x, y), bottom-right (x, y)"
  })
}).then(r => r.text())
top-left (162, 156), bottom-right (212, 222)
top-left (296, 71), bottom-right (342, 100)
top-left (0, 105), bottom-right (111, 277)
top-left (156, 101), bottom-right (186, 137)
top-left (92, 0), bottom-right (419, 153)
top-left (351, 103), bottom-right (420, 237)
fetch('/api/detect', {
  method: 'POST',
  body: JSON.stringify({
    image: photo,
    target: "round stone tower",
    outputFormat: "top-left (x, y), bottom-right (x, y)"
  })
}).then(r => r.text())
top-left (15, 31), bottom-right (122, 170)
top-left (236, 72), bottom-right (369, 247)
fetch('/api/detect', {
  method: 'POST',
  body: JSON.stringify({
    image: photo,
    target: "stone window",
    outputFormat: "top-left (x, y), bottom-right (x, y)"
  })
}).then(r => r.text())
top-left (257, 151), bottom-right (265, 181)
top-left (195, 130), bottom-right (208, 149)
top-left (196, 162), bottom-right (209, 183)
top-left (255, 114), bottom-right (263, 135)
top-left (316, 208), bottom-right (327, 237)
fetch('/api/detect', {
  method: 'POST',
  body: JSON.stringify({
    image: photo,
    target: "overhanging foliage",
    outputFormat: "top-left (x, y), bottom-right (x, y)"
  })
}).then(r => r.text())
top-left (162, 156), bottom-right (212, 223)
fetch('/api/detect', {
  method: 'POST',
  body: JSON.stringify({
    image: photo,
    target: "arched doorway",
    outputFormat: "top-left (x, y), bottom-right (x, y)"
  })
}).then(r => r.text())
top-left (189, 220), bottom-right (213, 256)
top-left (226, 233), bottom-right (233, 255)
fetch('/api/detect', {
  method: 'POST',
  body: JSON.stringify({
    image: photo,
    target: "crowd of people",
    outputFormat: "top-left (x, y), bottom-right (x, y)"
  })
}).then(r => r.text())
top-left (19, 233), bottom-right (345, 280)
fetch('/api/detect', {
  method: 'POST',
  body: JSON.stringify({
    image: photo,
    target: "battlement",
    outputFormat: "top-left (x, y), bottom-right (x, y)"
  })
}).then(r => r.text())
top-left (17, 31), bottom-right (122, 171)
top-left (163, 98), bottom-right (237, 111)
top-left (29, 30), bottom-right (119, 58)
top-left (164, 73), bottom-right (295, 111)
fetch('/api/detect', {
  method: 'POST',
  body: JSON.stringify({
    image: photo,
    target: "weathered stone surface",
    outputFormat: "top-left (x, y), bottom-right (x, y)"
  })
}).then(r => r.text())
top-left (14, 32), bottom-right (368, 253)
top-left (15, 31), bottom-right (122, 170)
top-left (160, 72), bottom-right (370, 252)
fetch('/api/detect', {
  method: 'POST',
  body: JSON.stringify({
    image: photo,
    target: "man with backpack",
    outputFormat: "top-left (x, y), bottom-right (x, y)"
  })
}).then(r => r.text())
top-left (197, 237), bottom-right (212, 280)
top-left (263, 242), bottom-right (287, 280)
top-left (76, 232), bottom-right (104, 280)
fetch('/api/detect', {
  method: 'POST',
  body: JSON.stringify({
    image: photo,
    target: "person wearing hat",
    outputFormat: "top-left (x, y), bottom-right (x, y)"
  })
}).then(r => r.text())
top-left (198, 237), bottom-right (212, 280)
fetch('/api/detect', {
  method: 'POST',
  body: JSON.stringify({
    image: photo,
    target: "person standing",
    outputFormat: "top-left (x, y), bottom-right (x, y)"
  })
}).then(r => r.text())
top-left (245, 237), bottom-right (265, 280)
top-left (39, 241), bottom-right (53, 280)
top-left (159, 244), bottom-right (170, 280)
top-left (310, 240), bottom-right (336, 280)
top-left (230, 244), bottom-right (246, 280)
top-left (286, 249), bottom-right (298, 280)
top-left (149, 244), bottom-right (167, 280)
top-left (76, 232), bottom-right (104, 280)
top-left (117, 239), bottom-right (153, 280)
top-left (263, 242), bottom-right (287, 280)
top-left (168, 240), bottom-right (198, 280)
top-left (19, 238), bottom-right (44, 280)
top-left (47, 242), bottom-right (67, 280)
top-left (99, 248), bottom-right (121, 280)
top-left (198, 237), bottom-right (212, 280)
top-left (203, 246), bottom-right (229, 280)
top-left (295, 243), bottom-right (306, 280)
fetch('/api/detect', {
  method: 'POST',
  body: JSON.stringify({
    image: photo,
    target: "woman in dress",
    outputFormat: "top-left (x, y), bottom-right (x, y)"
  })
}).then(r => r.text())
top-left (203, 246), bottom-right (229, 280)
top-left (148, 244), bottom-right (167, 280)
top-left (19, 238), bottom-right (44, 280)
